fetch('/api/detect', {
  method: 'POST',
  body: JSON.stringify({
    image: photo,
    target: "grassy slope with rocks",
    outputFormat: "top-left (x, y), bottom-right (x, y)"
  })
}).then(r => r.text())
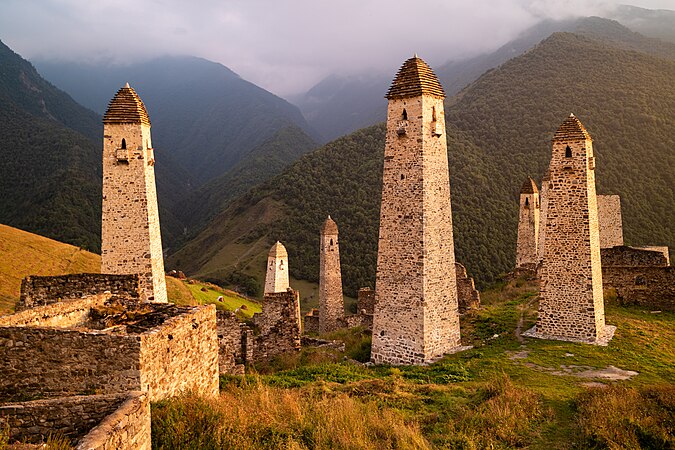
top-left (169, 28), bottom-right (675, 297)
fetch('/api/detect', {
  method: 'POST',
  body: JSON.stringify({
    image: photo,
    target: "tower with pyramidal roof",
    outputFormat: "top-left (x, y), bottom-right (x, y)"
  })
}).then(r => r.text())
top-left (102, 83), bottom-right (167, 302)
top-left (516, 177), bottom-right (540, 269)
top-left (530, 114), bottom-right (613, 343)
top-left (264, 241), bottom-right (290, 294)
top-left (371, 55), bottom-right (462, 365)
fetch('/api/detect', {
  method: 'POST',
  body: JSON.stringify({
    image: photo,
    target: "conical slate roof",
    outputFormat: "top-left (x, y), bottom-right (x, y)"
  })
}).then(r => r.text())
top-left (553, 113), bottom-right (591, 141)
top-left (268, 241), bottom-right (288, 258)
top-left (520, 177), bottom-right (539, 194)
top-left (321, 215), bottom-right (338, 235)
top-left (386, 56), bottom-right (445, 100)
top-left (103, 83), bottom-right (151, 125)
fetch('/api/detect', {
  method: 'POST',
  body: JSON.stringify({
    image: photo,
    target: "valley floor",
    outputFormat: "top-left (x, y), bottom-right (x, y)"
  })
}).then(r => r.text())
top-left (151, 277), bottom-right (675, 449)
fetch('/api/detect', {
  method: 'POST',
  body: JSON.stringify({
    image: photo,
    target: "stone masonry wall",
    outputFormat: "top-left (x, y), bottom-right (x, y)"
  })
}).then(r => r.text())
top-left (0, 393), bottom-right (132, 445)
top-left (319, 224), bottom-right (344, 333)
top-left (0, 295), bottom-right (108, 328)
top-left (253, 290), bottom-right (301, 361)
top-left (602, 266), bottom-right (675, 311)
top-left (139, 305), bottom-right (219, 401)
top-left (516, 191), bottom-right (539, 268)
top-left (75, 391), bottom-right (151, 450)
top-left (601, 246), bottom-right (669, 267)
top-left (102, 120), bottom-right (167, 303)
top-left (303, 310), bottom-right (320, 334)
top-left (216, 310), bottom-right (246, 375)
top-left (357, 288), bottom-right (376, 315)
top-left (372, 91), bottom-right (461, 365)
top-left (538, 116), bottom-right (606, 343)
top-left (597, 195), bottom-right (623, 248)
top-left (17, 274), bottom-right (140, 311)
top-left (455, 263), bottom-right (481, 313)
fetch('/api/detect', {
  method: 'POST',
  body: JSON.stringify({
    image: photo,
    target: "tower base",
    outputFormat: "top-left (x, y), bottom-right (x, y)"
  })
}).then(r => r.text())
top-left (522, 325), bottom-right (616, 346)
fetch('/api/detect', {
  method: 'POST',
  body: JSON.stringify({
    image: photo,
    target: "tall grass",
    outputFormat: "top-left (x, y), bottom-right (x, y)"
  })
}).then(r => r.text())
top-left (152, 380), bottom-right (431, 450)
top-left (576, 384), bottom-right (675, 449)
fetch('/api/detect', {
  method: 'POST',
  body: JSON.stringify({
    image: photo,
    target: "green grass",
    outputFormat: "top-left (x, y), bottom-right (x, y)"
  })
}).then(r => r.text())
top-left (185, 281), bottom-right (261, 317)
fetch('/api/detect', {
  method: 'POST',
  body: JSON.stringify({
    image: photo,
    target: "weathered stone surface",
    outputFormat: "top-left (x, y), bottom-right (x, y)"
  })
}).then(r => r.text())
top-left (264, 242), bottom-right (290, 294)
top-left (537, 114), bottom-right (608, 344)
top-left (601, 246), bottom-right (669, 267)
top-left (455, 263), bottom-right (481, 313)
top-left (102, 85), bottom-right (166, 303)
top-left (303, 309), bottom-right (320, 335)
top-left (372, 56), bottom-right (462, 365)
top-left (0, 294), bottom-right (108, 328)
top-left (603, 266), bottom-right (675, 311)
top-left (516, 178), bottom-right (540, 269)
top-left (597, 195), bottom-right (623, 248)
top-left (216, 311), bottom-right (246, 375)
top-left (18, 274), bottom-right (140, 311)
top-left (253, 289), bottom-right (301, 361)
top-left (319, 216), bottom-right (344, 333)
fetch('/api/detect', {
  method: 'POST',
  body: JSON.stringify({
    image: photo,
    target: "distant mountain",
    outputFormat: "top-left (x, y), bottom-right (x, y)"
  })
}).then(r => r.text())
top-left (34, 56), bottom-right (319, 184)
top-left (0, 39), bottom-right (102, 251)
top-left (290, 8), bottom-right (675, 142)
top-left (170, 24), bottom-right (675, 297)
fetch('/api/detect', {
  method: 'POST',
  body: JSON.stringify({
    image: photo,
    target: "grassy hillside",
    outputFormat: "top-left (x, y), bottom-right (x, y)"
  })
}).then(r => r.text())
top-left (170, 29), bottom-right (675, 296)
top-left (153, 278), bottom-right (675, 448)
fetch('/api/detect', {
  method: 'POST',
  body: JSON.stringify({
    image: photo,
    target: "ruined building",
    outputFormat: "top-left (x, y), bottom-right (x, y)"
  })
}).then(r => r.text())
top-left (102, 83), bottom-right (167, 303)
top-left (319, 215), bottom-right (344, 333)
top-left (264, 241), bottom-right (290, 294)
top-left (529, 114), bottom-right (613, 344)
top-left (515, 178), bottom-right (540, 269)
top-left (371, 56), bottom-right (462, 365)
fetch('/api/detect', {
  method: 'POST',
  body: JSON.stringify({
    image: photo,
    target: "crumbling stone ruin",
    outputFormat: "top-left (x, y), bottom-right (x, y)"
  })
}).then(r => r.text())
top-left (102, 84), bottom-right (167, 303)
top-left (371, 56), bottom-right (462, 365)
top-left (516, 178), bottom-right (540, 270)
top-left (264, 241), bottom-right (290, 294)
top-left (216, 288), bottom-right (302, 373)
top-left (601, 246), bottom-right (674, 310)
top-left (319, 215), bottom-right (345, 333)
top-left (455, 263), bottom-right (481, 313)
top-left (527, 114), bottom-right (614, 344)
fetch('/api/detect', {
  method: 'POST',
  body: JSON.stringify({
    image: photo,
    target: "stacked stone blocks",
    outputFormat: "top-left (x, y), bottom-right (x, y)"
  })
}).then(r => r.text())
top-left (319, 216), bottom-right (345, 333)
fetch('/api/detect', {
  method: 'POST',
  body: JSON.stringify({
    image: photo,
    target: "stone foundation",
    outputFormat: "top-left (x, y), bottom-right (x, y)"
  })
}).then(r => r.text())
top-left (0, 391), bottom-right (150, 449)
top-left (17, 273), bottom-right (141, 311)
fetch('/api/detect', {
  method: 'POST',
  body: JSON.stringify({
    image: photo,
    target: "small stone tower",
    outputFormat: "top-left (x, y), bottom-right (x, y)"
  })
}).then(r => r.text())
top-left (264, 241), bottom-right (290, 294)
top-left (535, 114), bottom-right (609, 343)
top-left (319, 215), bottom-right (344, 333)
top-left (537, 169), bottom-right (550, 264)
top-left (102, 83), bottom-right (167, 303)
top-left (516, 177), bottom-right (540, 269)
top-left (371, 56), bottom-right (462, 365)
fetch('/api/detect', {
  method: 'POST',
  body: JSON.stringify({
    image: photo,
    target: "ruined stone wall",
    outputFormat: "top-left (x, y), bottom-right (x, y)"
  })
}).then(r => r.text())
top-left (516, 191), bottom-right (539, 268)
top-left (17, 273), bottom-right (140, 311)
top-left (253, 290), bottom-right (301, 361)
top-left (75, 391), bottom-right (151, 450)
top-left (357, 288), bottom-right (376, 315)
top-left (0, 393), bottom-right (133, 445)
top-left (139, 305), bottom-right (219, 401)
top-left (597, 195), bottom-right (623, 248)
top-left (319, 225), bottom-right (344, 333)
top-left (0, 295), bottom-right (108, 328)
top-left (601, 246), bottom-right (669, 267)
top-left (102, 121), bottom-right (166, 303)
top-left (639, 246), bottom-right (670, 265)
top-left (216, 310), bottom-right (246, 375)
top-left (538, 117), bottom-right (606, 343)
top-left (0, 326), bottom-right (141, 401)
top-left (303, 310), bottom-right (320, 334)
top-left (455, 263), bottom-right (481, 313)
top-left (372, 92), bottom-right (461, 365)
top-left (603, 266), bottom-right (674, 311)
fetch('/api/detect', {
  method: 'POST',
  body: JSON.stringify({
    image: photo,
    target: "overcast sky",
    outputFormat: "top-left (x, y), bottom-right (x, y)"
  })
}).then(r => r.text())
top-left (0, 0), bottom-right (672, 96)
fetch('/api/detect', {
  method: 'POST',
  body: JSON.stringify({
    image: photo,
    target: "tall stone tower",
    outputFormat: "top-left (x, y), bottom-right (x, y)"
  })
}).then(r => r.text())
top-left (319, 215), bottom-right (344, 333)
top-left (516, 177), bottom-right (540, 269)
top-left (264, 241), bottom-right (290, 294)
top-left (537, 169), bottom-right (550, 264)
top-left (371, 56), bottom-right (462, 365)
top-left (534, 114), bottom-right (609, 343)
top-left (102, 83), bottom-right (167, 303)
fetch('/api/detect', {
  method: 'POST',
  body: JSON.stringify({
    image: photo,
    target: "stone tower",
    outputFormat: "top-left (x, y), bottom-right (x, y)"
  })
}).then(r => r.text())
top-left (264, 241), bottom-right (290, 294)
top-left (516, 177), bottom-right (540, 269)
top-left (319, 215), bottom-right (344, 333)
top-left (371, 56), bottom-right (462, 365)
top-left (102, 83), bottom-right (167, 303)
top-left (534, 114), bottom-right (610, 343)
top-left (537, 169), bottom-right (550, 264)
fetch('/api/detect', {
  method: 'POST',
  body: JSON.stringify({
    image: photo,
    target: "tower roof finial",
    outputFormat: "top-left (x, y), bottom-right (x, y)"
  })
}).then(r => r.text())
top-left (125, 82), bottom-right (130, 88)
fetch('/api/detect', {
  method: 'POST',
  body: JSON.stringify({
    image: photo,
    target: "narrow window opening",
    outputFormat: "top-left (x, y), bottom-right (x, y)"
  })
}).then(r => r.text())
top-left (330, 238), bottom-right (334, 246)
top-left (565, 145), bottom-right (572, 157)
top-left (525, 198), bottom-right (529, 206)
top-left (401, 174), bottom-right (405, 180)
top-left (432, 106), bottom-right (437, 121)
top-left (402, 109), bottom-right (407, 120)
top-left (121, 138), bottom-right (126, 149)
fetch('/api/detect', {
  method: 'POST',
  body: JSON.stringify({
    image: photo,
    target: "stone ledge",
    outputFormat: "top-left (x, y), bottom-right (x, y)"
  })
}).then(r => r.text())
top-left (522, 325), bottom-right (617, 346)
